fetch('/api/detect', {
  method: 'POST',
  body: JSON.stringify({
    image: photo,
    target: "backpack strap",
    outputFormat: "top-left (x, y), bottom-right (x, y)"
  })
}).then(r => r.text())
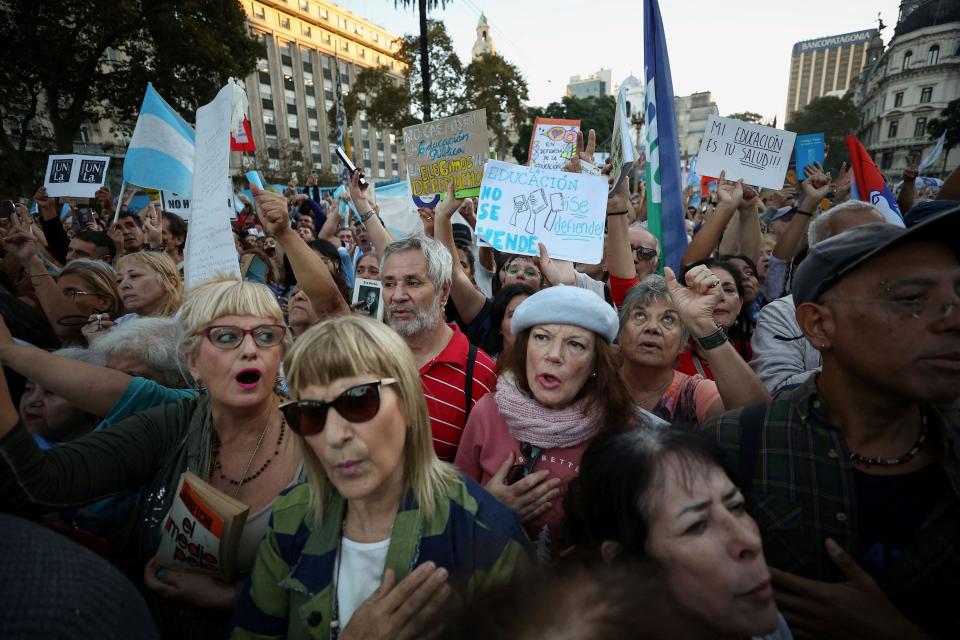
top-left (737, 402), bottom-right (767, 498)
top-left (463, 343), bottom-right (478, 421)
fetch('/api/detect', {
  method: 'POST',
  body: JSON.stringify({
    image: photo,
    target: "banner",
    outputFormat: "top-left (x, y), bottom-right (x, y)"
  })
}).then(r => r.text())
top-left (527, 118), bottom-right (580, 171)
top-left (696, 116), bottom-right (797, 189)
top-left (124, 84), bottom-right (196, 197)
top-left (475, 160), bottom-right (608, 264)
top-left (402, 109), bottom-right (489, 199)
top-left (230, 116), bottom-right (256, 152)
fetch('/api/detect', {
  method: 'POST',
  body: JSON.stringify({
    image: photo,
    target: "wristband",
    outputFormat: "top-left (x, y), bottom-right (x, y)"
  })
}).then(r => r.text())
top-left (361, 209), bottom-right (376, 223)
top-left (794, 209), bottom-right (814, 217)
top-left (607, 210), bottom-right (629, 216)
top-left (695, 326), bottom-right (728, 351)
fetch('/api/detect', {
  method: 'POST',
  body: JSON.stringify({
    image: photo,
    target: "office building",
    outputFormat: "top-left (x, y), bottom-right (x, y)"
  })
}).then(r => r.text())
top-left (567, 69), bottom-right (613, 99)
top-left (674, 91), bottom-right (719, 157)
top-left (786, 29), bottom-right (881, 118)
top-left (243, 0), bottom-right (407, 181)
top-left (851, 0), bottom-right (960, 177)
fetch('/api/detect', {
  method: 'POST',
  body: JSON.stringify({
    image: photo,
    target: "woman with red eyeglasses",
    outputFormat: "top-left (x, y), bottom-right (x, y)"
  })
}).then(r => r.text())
top-left (229, 315), bottom-right (531, 640)
top-left (0, 277), bottom-right (301, 638)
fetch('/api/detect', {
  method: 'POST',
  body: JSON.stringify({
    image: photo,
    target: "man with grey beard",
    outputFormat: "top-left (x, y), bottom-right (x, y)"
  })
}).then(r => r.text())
top-left (381, 235), bottom-right (497, 461)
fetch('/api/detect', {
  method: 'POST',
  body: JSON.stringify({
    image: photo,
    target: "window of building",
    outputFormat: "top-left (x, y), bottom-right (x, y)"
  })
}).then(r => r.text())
top-left (928, 45), bottom-right (940, 65)
top-left (310, 131), bottom-right (320, 141)
top-left (262, 98), bottom-right (274, 110)
top-left (287, 103), bottom-right (298, 114)
top-left (362, 149), bottom-right (370, 162)
top-left (258, 70), bottom-right (271, 85)
top-left (313, 153), bottom-right (323, 166)
top-left (358, 47), bottom-right (365, 58)
top-left (302, 60), bottom-right (313, 73)
top-left (253, 4), bottom-right (265, 19)
top-left (263, 110), bottom-right (276, 125)
top-left (880, 152), bottom-right (893, 170)
top-left (323, 32), bottom-right (332, 45)
top-left (914, 117), bottom-right (927, 138)
top-left (305, 84), bottom-right (315, 97)
top-left (265, 123), bottom-right (278, 136)
top-left (342, 41), bottom-right (349, 53)
top-left (307, 107), bottom-right (317, 118)
top-left (920, 86), bottom-right (933, 103)
top-left (290, 128), bottom-right (300, 139)
top-left (268, 147), bottom-right (280, 160)
top-left (287, 113), bottom-right (299, 127)
top-left (894, 91), bottom-right (903, 107)
top-left (338, 16), bottom-right (347, 29)
top-left (319, 8), bottom-right (328, 20)
top-left (300, 0), bottom-right (309, 10)
top-left (302, 25), bottom-right (312, 37)
top-left (888, 120), bottom-right (899, 138)
top-left (373, 32), bottom-right (379, 42)
top-left (280, 16), bottom-right (290, 29)
top-left (903, 50), bottom-right (912, 70)
top-left (379, 161), bottom-right (386, 172)
top-left (284, 76), bottom-right (295, 91)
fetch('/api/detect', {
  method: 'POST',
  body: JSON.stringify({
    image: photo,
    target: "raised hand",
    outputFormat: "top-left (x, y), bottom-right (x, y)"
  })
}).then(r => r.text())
top-left (417, 207), bottom-right (435, 238)
top-left (458, 196), bottom-right (477, 229)
top-left (716, 171), bottom-right (745, 209)
top-left (434, 183), bottom-right (463, 220)
top-left (349, 168), bottom-right (371, 212)
top-left (94, 187), bottom-right (115, 214)
top-left (251, 184), bottom-right (294, 238)
top-left (664, 265), bottom-right (723, 338)
top-left (770, 186), bottom-right (797, 209)
top-left (33, 186), bottom-right (57, 219)
top-left (537, 242), bottom-right (575, 286)
top-left (801, 165), bottom-right (833, 204)
top-left (832, 162), bottom-right (851, 203)
top-left (141, 204), bottom-right (162, 247)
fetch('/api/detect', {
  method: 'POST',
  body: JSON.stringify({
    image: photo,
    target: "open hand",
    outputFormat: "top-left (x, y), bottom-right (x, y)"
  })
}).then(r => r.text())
top-left (801, 165), bottom-right (832, 203)
top-left (141, 204), bottom-right (162, 247)
top-left (340, 563), bottom-right (450, 640)
top-left (484, 451), bottom-right (561, 523)
top-left (143, 557), bottom-right (236, 610)
top-left (537, 242), bottom-right (575, 286)
top-left (716, 171), bottom-right (744, 208)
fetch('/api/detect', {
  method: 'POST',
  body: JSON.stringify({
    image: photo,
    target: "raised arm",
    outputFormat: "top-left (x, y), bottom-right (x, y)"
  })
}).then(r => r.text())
top-left (897, 165), bottom-right (918, 215)
top-left (348, 170), bottom-right (393, 252)
top-left (666, 266), bottom-right (769, 416)
top-left (682, 172), bottom-right (743, 266)
top-left (604, 162), bottom-right (637, 281)
top-left (252, 184), bottom-right (349, 317)
top-left (434, 184), bottom-right (487, 324)
top-left (317, 196), bottom-right (341, 244)
top-left (771, 168), bottom-right (831, 260)
top-left (737, 187), bottom-right (762, 264)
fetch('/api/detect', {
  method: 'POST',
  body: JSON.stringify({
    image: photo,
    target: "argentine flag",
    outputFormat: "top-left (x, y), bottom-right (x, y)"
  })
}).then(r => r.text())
top-left (124, 84), bottom-right (196, 197)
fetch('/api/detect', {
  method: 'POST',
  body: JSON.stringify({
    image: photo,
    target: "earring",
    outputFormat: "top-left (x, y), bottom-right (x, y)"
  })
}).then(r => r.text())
top-left (590, 371), bottom-right (598, 378)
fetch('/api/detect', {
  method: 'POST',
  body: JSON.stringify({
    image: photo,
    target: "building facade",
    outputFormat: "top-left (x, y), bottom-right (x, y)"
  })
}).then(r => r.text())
top-left (674, 91), bottom-right (719, 157)
top-left (786, 29), bottom-right (881, 118)
top-left (566, 69), bottom-right (613, 99)
top-left (850, 0), bottom-right (960, 178)
top-left (243, 0), bottom-right (408, 182)
top-left (471, 13), bottom-right (496, 60)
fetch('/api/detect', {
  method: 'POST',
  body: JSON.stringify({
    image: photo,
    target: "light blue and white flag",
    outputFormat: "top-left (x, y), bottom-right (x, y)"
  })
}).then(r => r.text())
top-left (917, 131), bottom-right (946, 174)
top-left (124, 84), bottom-right (196, 197)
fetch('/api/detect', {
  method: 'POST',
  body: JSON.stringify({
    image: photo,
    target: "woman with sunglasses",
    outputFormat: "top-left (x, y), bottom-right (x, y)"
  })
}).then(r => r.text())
top-left (0, 278), bottom-right (301, 637)
top-left (231, 316), bottom-right (531, 639)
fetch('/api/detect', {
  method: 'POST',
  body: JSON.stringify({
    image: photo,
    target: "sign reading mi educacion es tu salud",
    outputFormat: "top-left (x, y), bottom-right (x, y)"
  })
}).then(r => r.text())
top-left (791, 29), bottom-right (876, 55)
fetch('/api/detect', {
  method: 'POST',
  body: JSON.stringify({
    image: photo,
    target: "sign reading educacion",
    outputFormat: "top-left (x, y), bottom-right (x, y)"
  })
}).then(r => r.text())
top-left (475, 160), bottom-right (608, 264)
top-left (695, 116), bottom-right (797, 190)
top-left (403, 108), bottom-right (489, 199)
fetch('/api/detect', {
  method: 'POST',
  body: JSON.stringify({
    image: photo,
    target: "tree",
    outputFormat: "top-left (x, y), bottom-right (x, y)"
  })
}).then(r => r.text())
top-left (396, 20), bottom-right (464, 121)
top-left (512, 95), bottom-right (616, 164)
top-left (0, 1), bottom-right (263, 195)
top-left (391, 0), bottom-right (451, 122)
top-left (785, 96), bottom-right (860, 174)
top-left (927, 97), bottom-right (960, 174)
top-left (464, 53), bottom-right (529, 159)
top-left (343, 66), bottom-right (415, 131)
top-left (726, 111), bottom-right (764, 123)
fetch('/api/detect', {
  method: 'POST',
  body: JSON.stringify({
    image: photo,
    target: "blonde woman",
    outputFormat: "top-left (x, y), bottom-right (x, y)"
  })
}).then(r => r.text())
top-left (230, 316), bottom-right (531, 640)
top-left (83, 251), bottom-right (182, 339)
top-left (0, 278), bottom-right (301, 636)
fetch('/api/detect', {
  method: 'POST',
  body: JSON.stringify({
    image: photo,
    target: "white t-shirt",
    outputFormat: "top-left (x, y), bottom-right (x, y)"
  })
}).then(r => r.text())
top-left (336, 536), bottom-right (391, 628)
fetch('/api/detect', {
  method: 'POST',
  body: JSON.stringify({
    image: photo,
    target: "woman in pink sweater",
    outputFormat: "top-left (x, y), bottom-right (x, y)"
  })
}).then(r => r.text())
top-left (454, 285), bottom-right (642, 561)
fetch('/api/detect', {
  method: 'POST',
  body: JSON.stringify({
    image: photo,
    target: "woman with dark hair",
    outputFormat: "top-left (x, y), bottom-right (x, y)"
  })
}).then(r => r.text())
top-left (564, 427), bottom-right (792, 640)
top-left (307, 238), bottom-right (350, 302)
top-left (678, 258), bottom-right (752, 379)
top-left (478, 283), bottom-right (535, 362)
top-left (722, 253), bottom-right (765, 323)
top-left (455, 285), bottom-right (642, 560)
top-left (161, 212), bottom-right (187, 268)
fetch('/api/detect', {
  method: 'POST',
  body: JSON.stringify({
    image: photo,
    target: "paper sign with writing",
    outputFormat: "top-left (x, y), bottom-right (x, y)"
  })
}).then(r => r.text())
top-left (403, 108), bottom-right (489, 199)
top-left (794, 133), bottom-right (825, 178)
top-left (161, 190), bottom-right (191, 220)
top-left (609, 85), bottom-right (637, 193)
top-left (475, 160), bottom-right (608, 264)
top-left (696, 116), bottom-right (797, 190)
top-left (184, 84), bottom-right (242, 288)
top-left (528, 118), bottom-right (580, 171)
top-left (44, 154), bottom-right (111, 198)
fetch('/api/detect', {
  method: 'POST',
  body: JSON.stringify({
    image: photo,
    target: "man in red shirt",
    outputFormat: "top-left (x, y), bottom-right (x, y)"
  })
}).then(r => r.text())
top-left (381, 235), bottom-right (497, 461)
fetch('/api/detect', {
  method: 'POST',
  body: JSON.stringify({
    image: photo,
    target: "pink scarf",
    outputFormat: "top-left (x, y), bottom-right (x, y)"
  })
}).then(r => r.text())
top-left (495, 376), bottom-right (603, 449)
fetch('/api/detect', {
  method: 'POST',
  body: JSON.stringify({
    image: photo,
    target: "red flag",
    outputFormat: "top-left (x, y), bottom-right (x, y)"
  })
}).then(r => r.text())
top-left (844, 135), bottom-right (903, 225)
top-left (230, 116), bottom-right (256, 152)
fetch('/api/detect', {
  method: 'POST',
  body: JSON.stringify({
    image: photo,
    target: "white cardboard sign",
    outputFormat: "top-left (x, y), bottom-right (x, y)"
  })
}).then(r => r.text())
top-left (695, 116), bottom-right (797, 189)
top-left (475, 160), bottom-right (608, 265)
top-left (161, 190), bottom-right (191, 220)
top-left (44, 154), bottom-right (110, 198)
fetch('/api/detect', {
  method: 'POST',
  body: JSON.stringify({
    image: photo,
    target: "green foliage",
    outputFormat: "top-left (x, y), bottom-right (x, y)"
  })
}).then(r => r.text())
top-left (396, 20), bottom-right (464, 121)
top-left (512, 95), bottom-right (616, 164)
top-left (786, 96), bottom-right (860, 174)
top-left (464, 53), bottom-right (529, 157)
top-left (0, 0), bottom-right (264, 195)
top-left (927, 97), bottom-right (960, 152)
top-left (343, 66), bottom-right (416, 131)
top-left (726, 111), bottom-right (764, 123)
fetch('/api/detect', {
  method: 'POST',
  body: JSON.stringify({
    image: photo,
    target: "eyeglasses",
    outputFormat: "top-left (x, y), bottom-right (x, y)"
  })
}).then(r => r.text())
top-left (633, 247), bottom-right (658, 261)
top-left (196, 324), bottom-right (287, 349)
top-left (62, 288), bottom-right (96, 300)
top-left (280, 378), bottom-right (397, 435)
top-left (504, 264), bottom-right (541, 279)
top-left (505, 442), bottom-right (539, 485)
top-left (820, 296), bottom-right (959, 322)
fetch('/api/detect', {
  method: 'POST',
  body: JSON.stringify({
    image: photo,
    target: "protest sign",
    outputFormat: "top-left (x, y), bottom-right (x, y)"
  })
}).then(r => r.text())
top-left (795, 133), bottom-right (825, 178)
top-left (403, 108), bottom-right (488, 199)
top-left (695, 116), bottom-right (797, 190)
top-left (351, 278), bottom-right (384, 321)
top-left (161, 190), bottom-right (191, 220)
top-left (609, 85), bottom-right (637, 193)
top-left (184, 83), bottom-right (243, 289)
top-left (475, 160), bottom-right (608, 264)
top-left (527, 118), bottom-right (580, 171)
top-left (44, 154), bottom-right (110, 198)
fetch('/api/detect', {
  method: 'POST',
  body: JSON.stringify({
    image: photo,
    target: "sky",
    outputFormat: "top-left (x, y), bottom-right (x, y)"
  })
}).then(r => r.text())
top-left (333, 0), bottom-right (904, 123)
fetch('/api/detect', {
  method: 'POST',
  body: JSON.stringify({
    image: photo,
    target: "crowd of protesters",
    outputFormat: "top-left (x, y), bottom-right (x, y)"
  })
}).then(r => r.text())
top-left (0, 133), bottom-right (958, 640)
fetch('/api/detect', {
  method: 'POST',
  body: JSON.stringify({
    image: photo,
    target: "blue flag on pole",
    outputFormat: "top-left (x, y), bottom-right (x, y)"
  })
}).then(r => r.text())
top-left (124, 84), bottom-right (196, 197)
top-left (644, 0), bottom-right (687, 275)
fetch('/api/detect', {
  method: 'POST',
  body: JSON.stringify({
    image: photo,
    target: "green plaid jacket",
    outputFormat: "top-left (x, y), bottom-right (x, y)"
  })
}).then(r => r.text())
top-left (705, 376), bottom-right (960, 637)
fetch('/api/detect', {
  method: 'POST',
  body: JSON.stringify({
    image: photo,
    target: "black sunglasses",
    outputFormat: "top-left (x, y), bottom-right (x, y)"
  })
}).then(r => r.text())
top-left (280, 378), bottom-right (396, 436)
top-left (633, 247), bottom-right (658, 260)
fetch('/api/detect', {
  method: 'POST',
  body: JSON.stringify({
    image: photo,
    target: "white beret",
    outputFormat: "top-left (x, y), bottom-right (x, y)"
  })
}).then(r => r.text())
top-left (510, 285), bottom-right (619, 343)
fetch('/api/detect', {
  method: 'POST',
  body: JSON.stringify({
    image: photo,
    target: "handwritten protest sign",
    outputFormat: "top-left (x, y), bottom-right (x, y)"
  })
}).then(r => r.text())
top-left (184, 84), bottom-right (242, 289)
top-left (528, 118), bottom-right (580, 171)
top-left (795, 133), bottom-right (825, 178)
top-left (44, 154), bottom-right (111, 198)
top-left (475, 160), bottom-right (608, 264)
top-left (161, 190), bottom-right (191, 220)
top-left (696, 116), bottom-right (797, 190)
top-left (403, 108), bottom-right (488, 199)
top-left (609, 85), bottom-right (637, 193)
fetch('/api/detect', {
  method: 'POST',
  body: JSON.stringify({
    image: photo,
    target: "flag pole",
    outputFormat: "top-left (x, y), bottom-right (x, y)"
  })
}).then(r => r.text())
top-left (113, 181), bottom-right (126, 224)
